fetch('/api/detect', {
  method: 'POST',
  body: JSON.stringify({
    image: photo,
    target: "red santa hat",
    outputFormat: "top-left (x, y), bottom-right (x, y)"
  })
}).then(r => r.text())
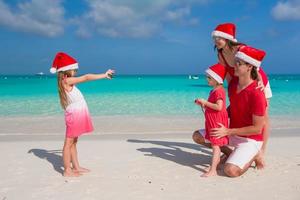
top-left (205, 63), bottom-right (226, 84)
top-left (235, 45), bottom-right (266, 68)
top-left (50, 52), bottom-right (78, 73)
top-left (211, 23), bottom-right (237, 42)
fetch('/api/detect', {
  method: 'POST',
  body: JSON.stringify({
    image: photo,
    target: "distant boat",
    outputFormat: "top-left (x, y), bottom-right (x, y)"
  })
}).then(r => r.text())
top-left (35, 72), bottom-right (45, 76)
top-left (189, 75), bottom-right (199, 80)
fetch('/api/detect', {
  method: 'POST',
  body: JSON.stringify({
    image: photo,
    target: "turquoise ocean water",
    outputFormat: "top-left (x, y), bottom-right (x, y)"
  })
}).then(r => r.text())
top-left (0, 75), bottom-right (299, 117)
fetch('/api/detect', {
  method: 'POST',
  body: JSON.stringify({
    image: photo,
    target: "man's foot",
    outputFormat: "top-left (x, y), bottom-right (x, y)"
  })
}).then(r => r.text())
top-left (254, 152), bottom-right (265, 170)
top-left (73, 167), bottom-right (91, 173)
top-left (63, 170), bottom-right (82, 177)
top-left (201, 170), bottom-right (217, 177)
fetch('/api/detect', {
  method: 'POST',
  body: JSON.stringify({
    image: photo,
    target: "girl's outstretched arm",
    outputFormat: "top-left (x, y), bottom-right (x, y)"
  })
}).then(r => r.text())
top-left (66, 69), bottom-right (114, 85)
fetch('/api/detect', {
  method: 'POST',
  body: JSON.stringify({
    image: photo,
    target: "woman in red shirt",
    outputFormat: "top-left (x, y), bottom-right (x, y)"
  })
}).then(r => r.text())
top-left (212, 24), bottom-right (272, 169)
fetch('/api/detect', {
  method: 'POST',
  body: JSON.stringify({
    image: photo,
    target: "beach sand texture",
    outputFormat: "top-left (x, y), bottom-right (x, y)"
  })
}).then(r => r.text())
top-left (0, 119), bottom-right (299, 200)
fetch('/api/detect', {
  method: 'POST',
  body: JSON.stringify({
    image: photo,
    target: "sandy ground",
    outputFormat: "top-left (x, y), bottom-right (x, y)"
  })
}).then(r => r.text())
top-left (0, 129), bottom-right (300, 200)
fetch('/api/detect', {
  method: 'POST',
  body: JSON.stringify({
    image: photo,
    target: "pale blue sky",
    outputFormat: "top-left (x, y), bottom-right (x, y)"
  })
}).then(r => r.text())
top-left (0, 0), bottom-right (300, 74)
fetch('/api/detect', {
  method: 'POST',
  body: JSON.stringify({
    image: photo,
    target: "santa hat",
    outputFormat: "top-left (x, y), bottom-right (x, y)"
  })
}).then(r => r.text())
top-left (205, 63), bottom-right (226, 84)
top-left (211, 23), bottom-right (237, 42)
top-left (235, 45), bottom-right (266, 68)
top-left (50, 52), bottom-right (78, 73)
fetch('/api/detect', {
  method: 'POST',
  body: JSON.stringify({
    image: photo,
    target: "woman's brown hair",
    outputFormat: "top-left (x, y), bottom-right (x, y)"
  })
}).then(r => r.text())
top-left (57, 70), bottom-right (76, 110)
top-left (214, 39), bottom-right (244, 52)
top-left (250, 66), bottom-right (258, 80)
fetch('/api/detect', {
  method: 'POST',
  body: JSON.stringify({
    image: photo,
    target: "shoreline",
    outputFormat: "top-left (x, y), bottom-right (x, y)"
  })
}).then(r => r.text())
top-left (1, 115), bottom-right (300, 135)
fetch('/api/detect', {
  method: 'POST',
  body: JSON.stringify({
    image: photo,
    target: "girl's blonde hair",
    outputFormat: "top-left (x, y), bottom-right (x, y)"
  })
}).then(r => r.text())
top-left (57, 70), bottom-right (76, 110)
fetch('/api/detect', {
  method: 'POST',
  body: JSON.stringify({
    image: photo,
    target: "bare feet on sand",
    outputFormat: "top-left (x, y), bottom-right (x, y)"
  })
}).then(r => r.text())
top-left (73, 167), bottom-right (91, 173)
top-left (201, 166), bottom-right (217, 177)
top-left (201, 169), bottom-right (217, 177)
top-left (63, 170), bottom-right (82, 177)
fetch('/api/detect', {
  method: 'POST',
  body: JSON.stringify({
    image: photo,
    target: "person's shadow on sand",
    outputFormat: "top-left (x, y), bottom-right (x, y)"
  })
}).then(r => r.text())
top-left (28, 149), bottom-right (63, 175)
top-left (127, 139), bottom-right (212, 173)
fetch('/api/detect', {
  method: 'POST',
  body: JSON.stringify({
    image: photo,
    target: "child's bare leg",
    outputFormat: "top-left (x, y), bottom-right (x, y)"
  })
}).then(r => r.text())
top-left (63, 137), bottom-right (81, 177)
top-left (193, 131), bottom-right (231, 158)
top-left (202, 145), bottom-right (221, 177)
top-left (71, 137), bottom-right (90, 173)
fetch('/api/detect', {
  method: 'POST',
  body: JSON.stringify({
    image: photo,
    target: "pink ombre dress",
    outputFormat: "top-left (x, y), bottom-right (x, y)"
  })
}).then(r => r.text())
top-left (65, 86), bottom-right (94, 138)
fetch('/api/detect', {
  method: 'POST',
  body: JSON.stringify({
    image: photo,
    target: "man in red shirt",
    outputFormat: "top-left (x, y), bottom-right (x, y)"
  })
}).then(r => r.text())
top-left (211, 45), bottom-right (267, 177)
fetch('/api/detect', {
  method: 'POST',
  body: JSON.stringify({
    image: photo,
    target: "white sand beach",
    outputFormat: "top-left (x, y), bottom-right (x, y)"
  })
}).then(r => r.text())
top-left (0, 116), bottom-right (300, 200)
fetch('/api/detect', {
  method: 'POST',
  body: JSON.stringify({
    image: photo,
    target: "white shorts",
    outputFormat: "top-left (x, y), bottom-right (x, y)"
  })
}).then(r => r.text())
top-left (265, 81), bottom-right (272, 99)
top-left (226, 136), bottom-right (263, 169)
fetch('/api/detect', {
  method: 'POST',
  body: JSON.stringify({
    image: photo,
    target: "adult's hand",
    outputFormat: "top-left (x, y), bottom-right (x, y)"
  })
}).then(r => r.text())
top-left (256, 80), bottom-right (265, 91)
top-left (210, 123), bottom-right (230, 138)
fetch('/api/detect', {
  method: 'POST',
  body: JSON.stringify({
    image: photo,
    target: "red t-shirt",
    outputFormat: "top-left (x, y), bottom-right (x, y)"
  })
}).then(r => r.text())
top-left (228, 78), bottom-right (267, 141)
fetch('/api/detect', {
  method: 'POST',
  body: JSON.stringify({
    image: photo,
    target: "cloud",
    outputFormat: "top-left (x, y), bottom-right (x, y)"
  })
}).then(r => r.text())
top-left (0, 0), bottom-right (210, 38)
top-left (75, 0), bottom-right (209, 38)
top-left (271, 0), bottom-right (300, 21)
top-left (0, 0), bottom-right (65, 37)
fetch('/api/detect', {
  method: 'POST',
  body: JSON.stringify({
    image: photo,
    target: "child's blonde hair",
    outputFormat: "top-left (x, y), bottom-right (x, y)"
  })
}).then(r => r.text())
top-left (57, 69), bottom-right (76, 110)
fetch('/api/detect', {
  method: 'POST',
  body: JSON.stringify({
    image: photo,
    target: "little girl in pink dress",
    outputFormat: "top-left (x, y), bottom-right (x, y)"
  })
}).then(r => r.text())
top-left (50, 52), bottom-right (114, 177)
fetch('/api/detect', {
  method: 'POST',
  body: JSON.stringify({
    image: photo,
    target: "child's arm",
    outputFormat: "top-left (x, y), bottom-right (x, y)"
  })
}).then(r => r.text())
top-left (196, 98), bottom-right (223, 111)
top-left (66, 69), bottom-right (114, 85)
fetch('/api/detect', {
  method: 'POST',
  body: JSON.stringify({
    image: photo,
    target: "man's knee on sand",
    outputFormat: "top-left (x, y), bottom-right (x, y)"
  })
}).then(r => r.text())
top-left (224, 163), bottom-right (242, 177)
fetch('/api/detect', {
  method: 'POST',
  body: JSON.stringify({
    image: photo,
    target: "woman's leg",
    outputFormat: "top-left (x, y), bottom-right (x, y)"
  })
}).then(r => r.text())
top-left (255, 100), bottom-right (270, 169)
top-left (63, 137), bottom-right (80, 177)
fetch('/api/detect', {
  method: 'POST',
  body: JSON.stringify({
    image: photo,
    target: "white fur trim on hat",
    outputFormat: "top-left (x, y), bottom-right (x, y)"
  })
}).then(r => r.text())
top-left (205, 68), bottom-right (223, 84)
top-left (56, 63), bottom-right (79, 73)
top-left (235, 51), bottom-right (261, 68)
top-left (50, 63), bottom-right (78, 73)
top-left (212, 30), bottom-right (237, 42)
